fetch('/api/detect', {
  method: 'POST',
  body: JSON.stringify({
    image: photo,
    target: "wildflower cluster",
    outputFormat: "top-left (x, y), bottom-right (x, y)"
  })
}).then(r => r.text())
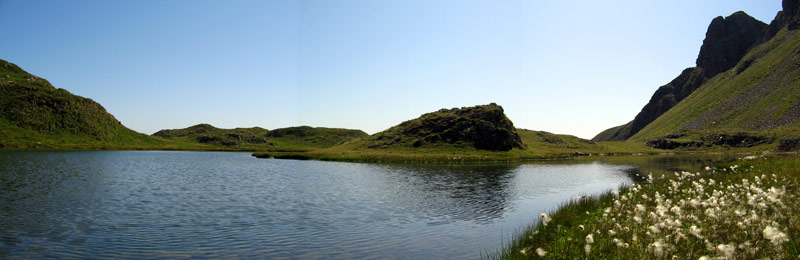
top-left (515, 157), bottom-right (800, 259)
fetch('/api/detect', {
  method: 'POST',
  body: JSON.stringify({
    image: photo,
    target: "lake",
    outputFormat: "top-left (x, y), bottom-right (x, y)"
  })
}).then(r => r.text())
top-left (0, 151), bottom-right (731, 259)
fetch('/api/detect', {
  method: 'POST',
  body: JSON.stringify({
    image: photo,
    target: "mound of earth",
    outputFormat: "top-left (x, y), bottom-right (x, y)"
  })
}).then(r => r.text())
top-left (368, 103), bottom-right (524, 151)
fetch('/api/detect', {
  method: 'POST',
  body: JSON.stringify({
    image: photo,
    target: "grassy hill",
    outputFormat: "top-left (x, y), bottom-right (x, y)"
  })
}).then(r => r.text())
top-left (255, 104), bottom-right (655, 162)
top-left (154, 124), bottom-right (368, 151)
top-left (358, 103), bottom-right (523, 151)
top-left (0, 59), bottom-right (207, 150)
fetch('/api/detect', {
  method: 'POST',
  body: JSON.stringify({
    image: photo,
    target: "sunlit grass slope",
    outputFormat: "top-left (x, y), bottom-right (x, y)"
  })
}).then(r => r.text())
top-left (254, 128), bottom-right (656, 162)
top-left (630, 27), bottom-right (800, 142)
top-left (154, 124), bottom-right (368, 151)
top-left (0, 59), bottom-right (214, 150)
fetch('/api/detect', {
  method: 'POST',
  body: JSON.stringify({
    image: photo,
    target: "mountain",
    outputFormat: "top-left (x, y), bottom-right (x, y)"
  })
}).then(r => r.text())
top-left (153, 124), bottom-right (367, 150)
top-left (0, 59), bottom-right (180, 149)
top-left (600, 0), bottom-right (800, 150)
top-left (593, 12), bottom-right (768, 141)
top-left (361, 103), bottom-right (524, 151)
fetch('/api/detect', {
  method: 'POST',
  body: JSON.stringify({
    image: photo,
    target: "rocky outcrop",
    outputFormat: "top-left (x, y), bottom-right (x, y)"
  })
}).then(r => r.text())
top-left (697, 12), bottom-right (768, 76)
top-left (646, 133), bottom-right (774, 150)
top-left (765, 0), bottom-right (800, 40)
top-left (369, 103), bottom-right (524, 151)
top-left (777, 137), bottom-right (800, 151)
top-left (593, 11), bottom-right (767, 142)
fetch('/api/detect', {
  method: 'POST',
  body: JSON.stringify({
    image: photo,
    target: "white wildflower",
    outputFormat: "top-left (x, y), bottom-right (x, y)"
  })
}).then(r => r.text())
top-left (704, 208), bottom-right (717, 219)
top-left (585, 234), bottom-right (594, 244)
top-left (635, 204), bottom-right (646, 214)
top-left (648, 240), bottom-right (667, 257)
top-left (689, 225), bottom-right (703, 239)
top-left (540, 213), bottom-right (551, 226)
top-left (716, 244), bottom-right (735, 258)
top-left (670, 206), bottom-right (681, 216)
top-left (763, 226), bottom-right (789, 248)
top-left (649, 225), bottom-right (661, 234)
top-left (656, 205), bottom-right (668, 217)
top-left (584, 244), bottom-right (592, 254)
top-left (535, 247), bottom-right (547, 257)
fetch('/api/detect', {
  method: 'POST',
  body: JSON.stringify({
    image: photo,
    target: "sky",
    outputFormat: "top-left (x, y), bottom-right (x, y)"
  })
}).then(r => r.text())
top-left (0, 0), bottom-right (783, 139)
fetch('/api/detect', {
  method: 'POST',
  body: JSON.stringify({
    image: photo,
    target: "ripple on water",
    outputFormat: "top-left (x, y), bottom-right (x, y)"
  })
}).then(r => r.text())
top-left (0, 151), bottom-right (678, 259)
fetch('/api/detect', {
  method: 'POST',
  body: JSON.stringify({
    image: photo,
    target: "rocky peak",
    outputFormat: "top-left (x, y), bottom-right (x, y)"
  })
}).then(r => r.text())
top-left (696, 11), bottom-right (767, 76)
top-left (765, 0), bottom-right (800, 40)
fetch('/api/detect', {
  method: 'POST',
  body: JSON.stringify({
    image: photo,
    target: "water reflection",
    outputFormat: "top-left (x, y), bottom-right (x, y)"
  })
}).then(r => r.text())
top-left (367, 163), bottom-right (518, 225)
top-left (0, 151), bottom-right (737, 259)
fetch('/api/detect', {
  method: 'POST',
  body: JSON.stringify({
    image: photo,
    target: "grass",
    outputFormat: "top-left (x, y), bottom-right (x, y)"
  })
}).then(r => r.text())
top-left (631, 28), bottom-right (800, 141)
top-left (249, 129), bottom-right (662, 163)
top-left (152, 124), bottom-right (367, 151)
top-left (492, 155), bottom-right (800, 259)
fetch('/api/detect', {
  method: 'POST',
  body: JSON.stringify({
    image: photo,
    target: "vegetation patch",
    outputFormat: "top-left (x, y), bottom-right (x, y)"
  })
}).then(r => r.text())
top-left (154, 124), bottom-right (367, 150)
top-left (493, 156), bottom-right (800, 259)
top-left (365, 103), bottom-right (524, 151)
top-left (646, 132), bottom-right (776, 150)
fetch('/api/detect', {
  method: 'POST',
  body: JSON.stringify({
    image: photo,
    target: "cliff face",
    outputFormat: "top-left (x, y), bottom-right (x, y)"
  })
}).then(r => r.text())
top-left (593, 11), bottom-right (767, 142)
top-left (765, 0), bottom-right (800, 40)
top-left (627, 0), bottom-right (800, 144)
top-left (697, 12), bottom-right (769, 76)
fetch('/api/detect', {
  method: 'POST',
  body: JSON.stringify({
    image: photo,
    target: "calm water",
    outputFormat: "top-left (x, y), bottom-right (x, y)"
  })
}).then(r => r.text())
top-left (0, 151), bottom-right (727, 259)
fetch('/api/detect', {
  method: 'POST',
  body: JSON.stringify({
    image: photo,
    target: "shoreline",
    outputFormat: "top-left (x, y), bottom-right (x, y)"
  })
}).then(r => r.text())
top-left (490, 155), bottom-right (800, 259)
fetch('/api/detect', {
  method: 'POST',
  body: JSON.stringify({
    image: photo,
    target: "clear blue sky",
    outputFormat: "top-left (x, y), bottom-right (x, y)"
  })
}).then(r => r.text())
top-left (0, 0), bottom-right (782, 139)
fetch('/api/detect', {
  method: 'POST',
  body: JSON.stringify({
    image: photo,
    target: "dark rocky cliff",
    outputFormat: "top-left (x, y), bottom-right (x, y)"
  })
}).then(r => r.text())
top-left (593, 11), bottom-right (767, 141)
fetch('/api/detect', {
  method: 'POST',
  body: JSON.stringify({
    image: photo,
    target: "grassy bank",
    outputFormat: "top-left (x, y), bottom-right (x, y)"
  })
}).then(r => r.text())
top-left (492, 155), bottom-right (800, 259)
top-left (250, 131), bottom-right (665, 163)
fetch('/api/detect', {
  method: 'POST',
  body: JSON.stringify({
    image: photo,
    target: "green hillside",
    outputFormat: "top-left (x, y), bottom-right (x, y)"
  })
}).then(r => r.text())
top-left (0, 59), bottom-right (204, 150)
top-left (256, 104), bottom-right (655, 162)
top-left (593, 11), bottom-right (769, 141)
top-left (358, 103), bottom-right (524, 151)
top-left (630, 24), bottom-right (800, 144)
top-left (154, 124), bottom-right (368, 151)
top-left (592, 1), bottom-right (800, 152)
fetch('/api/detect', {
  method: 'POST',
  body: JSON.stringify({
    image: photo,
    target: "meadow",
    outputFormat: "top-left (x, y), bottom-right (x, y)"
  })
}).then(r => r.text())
top-left (492, 155), bottom-right (800, 259)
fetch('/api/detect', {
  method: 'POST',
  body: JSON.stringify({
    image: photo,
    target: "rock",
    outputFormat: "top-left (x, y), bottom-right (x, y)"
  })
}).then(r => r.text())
top-left (765, 0), bottom-right (800, 40)
top-left (697, 12), bottom-right (768, 76)
top-left (370, 103), bottom-right (524, 151)
top-left (594, 11), bottom-right (767, 142)
top-left (776, 137), bottom-right (800, 151)
top-left (701, 132), bottom-right (775, 147)
top-left (646, 138), bottom-right (702, 150)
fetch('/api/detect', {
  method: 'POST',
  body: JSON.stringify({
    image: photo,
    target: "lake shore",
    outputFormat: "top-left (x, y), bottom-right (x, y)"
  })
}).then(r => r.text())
top-left (490, 155), bottom-right (800, 259)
